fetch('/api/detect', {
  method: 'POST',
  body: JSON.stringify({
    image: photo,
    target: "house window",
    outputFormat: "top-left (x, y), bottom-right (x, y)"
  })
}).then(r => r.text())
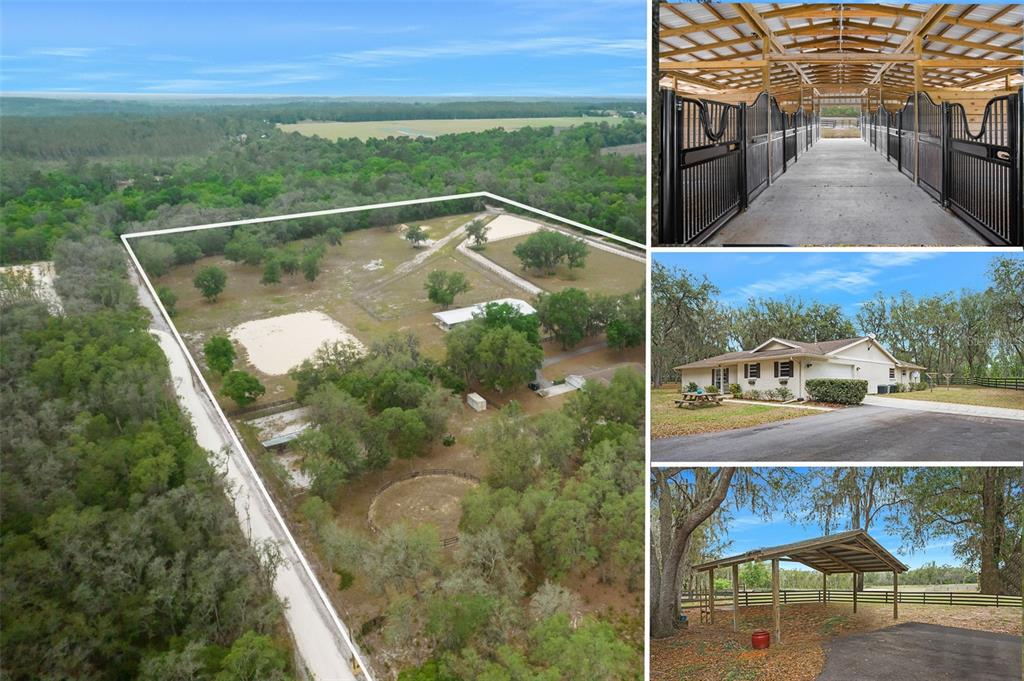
top-left (774, 361), bottom-right (793, 378)
top-left (889, 368), bottom-right (896, 379)
top-left (744, 363), bottom-right (760, 379)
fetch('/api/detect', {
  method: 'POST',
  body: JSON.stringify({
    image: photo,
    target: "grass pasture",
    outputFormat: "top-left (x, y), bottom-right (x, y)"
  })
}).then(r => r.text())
top-left (651, 388), bottom-right (822, 439)
top-left (278, 116), bottom-right (626, 141)
top-left (146, 212), bottom-right (521, 406)
top-left (881, 385), bottom-right (1024, 410)
top-left (480, 233), bottom-right (644, 296)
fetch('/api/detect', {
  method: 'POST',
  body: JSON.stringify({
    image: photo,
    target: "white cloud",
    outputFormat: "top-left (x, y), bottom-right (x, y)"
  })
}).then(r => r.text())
top-left (30, 47), bottom-right (98, 58)
top-left (331, 36), bottom-right (644, 67)
top-left (735, 267), bottom-right (879, 300)
top-left (861, 252), bottom-right (940, 268)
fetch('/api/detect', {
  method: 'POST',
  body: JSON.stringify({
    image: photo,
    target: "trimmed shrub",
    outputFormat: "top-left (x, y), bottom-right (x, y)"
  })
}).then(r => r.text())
top-left (914, 381), bottom-right (928, 391)
top-left (685, 381), bottom-right (699, 392)
top-left (744, 389), bottom-right (763, 400)
top-left (776, 386), bottom-right (794, 401)
top-left (805, 378), bottom-right (868, 405)
top-left (704, 385), bottom-right (720, 394)
top-left (728, 383), bottom-right (743, 398)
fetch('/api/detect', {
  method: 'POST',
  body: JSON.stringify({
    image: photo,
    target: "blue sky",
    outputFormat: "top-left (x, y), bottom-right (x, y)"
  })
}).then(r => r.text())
top-left (654, 251), bottom-right (1023, 326)
top-left (673, 468), bottom-right (959, 571)
top-left (0, 1), bottom-right (646, 97)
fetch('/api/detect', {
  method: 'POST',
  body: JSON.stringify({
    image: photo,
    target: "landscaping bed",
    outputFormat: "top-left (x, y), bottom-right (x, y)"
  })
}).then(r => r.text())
top-left (651, 388), bottom-right (822, 439)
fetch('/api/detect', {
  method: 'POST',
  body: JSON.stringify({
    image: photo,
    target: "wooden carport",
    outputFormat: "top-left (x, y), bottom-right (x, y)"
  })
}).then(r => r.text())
top-left (691, 529), bottom-right (910, 644)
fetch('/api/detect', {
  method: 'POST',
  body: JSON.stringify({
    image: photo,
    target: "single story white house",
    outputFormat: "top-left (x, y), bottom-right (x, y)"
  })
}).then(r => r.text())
top-left (433, 298), bottom-right (536, 331)
top-left (674, 335), bottom-right (926, 398)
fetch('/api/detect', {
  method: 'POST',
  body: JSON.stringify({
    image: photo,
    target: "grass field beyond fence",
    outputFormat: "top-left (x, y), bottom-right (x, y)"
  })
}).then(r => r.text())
top-left (681, 589), bottom-right (1022, 609)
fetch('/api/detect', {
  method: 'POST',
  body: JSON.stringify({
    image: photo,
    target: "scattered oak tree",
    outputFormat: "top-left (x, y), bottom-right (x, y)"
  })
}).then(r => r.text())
top-left (221, 370), bottom-right (266, 407)
top-left (204, 334), bottom-right (236, 375)
top-left (193, 265), bottom-right (227, 302)
top-left (405, 224), bottom-right (428, 248)
top-left (512, 229), bottom-right (588, 275)
top-left (424, 270), bottom-right (472, 310)
top-left (466, 218), bottom-right (490, 249)
top-left (536, 288), bottom-right (591, 349)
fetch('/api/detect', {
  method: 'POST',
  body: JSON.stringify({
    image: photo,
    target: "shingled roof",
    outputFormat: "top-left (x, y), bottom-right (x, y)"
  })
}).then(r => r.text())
top-left (674, 336), bottom-right (926, 371)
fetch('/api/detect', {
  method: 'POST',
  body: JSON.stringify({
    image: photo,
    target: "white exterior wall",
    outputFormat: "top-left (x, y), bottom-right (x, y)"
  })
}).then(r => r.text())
top-left (680, 360), bottom-right (805, 398)
top-left (828, 340), bottom-right (897, 394)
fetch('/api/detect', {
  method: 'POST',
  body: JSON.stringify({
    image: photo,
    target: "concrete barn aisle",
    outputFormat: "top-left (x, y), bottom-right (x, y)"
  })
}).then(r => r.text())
top-left (707, 138), bottom-right (987, 246)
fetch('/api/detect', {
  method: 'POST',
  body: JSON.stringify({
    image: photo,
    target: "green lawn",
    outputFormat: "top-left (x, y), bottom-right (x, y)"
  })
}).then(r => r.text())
top-left (278, 116), bottom-right (626, 141)
top-left (882, 386), bottom-right (1024, 410)
top-left (650, 388), bottom-right (822, 439)
top-left (480, 233), bottom-right (644, 297)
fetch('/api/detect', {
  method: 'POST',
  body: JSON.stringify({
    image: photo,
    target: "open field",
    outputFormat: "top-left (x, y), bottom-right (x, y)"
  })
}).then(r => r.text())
top-left (278, 116), bottom-right (626, 141)
top-left (480, 233), bottom-right (645, 296)
top-left (368, 473), bottom-right (478, 540)
top-left (651, 388), bottom-right (822, 439)
top-left (652, 602), bottom-right (1021, 681)
top-left (882, 385), bottom-right (1024, 410)
top-left (147, 213), bottom-right (524, 406)
top-left (230, 311), bottom-right (365, 376)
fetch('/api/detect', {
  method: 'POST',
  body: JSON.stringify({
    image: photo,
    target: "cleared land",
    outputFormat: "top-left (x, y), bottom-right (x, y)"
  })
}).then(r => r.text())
top-left (152, 213), bottom-right (519, 404)
top-left (368, 473), bottom-right (478, 540)
top-left (652, 602), bottom-right (1021, 681)
top-left (882, 386), bottom-right (1024, 410)
top-left (230, 311), bottom-right (364, 375)
top-left (278, 116), bottom-right (626, 141)
top-left (651, 388), bottom-right (822, 439)
top-left (481, 233), bottom-right (644, 296)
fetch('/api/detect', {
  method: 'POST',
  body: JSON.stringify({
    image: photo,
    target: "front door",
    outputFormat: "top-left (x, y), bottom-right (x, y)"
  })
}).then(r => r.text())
top-left (712, 367), bottom-right (730, 392)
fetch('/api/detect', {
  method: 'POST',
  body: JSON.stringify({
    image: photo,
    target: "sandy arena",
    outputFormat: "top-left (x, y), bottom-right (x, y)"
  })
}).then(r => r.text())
top-left (484, 214), bottom-right (544, 242)
top-left (368, 473), bottom-right (479, 540)
top-left (229, 311), bottom-right (365, 375)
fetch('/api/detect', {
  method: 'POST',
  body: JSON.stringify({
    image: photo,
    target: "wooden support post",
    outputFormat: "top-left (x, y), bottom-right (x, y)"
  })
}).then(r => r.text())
top-left (914, 36), bottom-right (922, 182)
top-left (772, 558), bottom-right (781, 644)
top-left (731, 564), bottom-right (740, 633)
top-left (822, 572), bottom-right (828, 604)
top-left (708, 569), bottom-right (715, 624)
top-left (852, 573), bottom-right (858, 613)
top-left (893, 571), bottom-right (899, 620)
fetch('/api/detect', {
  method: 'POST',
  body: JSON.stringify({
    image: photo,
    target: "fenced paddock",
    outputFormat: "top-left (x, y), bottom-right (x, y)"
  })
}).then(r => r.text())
top-left (944, 376), bottom-right (1024, 391)
top-left (681, 589), bottom-right (1023, 610)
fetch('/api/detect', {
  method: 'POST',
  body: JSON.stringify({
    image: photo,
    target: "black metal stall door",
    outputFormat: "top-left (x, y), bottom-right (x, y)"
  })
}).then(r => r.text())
top-left (784, 111), bottom-right (798, 165)
top-left (946, 92), bottom-right (1021, 245)
top-left (886, 109), bottom-right (901, 168)
top-left (917, 92), bottom-right (943, 201)
top-left (659, 90), bottom-right (744, 244)
top-left (770, 96), bottom-right (785, 180)
top-left (745, 92), bottom-right (770, 203)
top-left (899, 95), bottom-right (915, 181)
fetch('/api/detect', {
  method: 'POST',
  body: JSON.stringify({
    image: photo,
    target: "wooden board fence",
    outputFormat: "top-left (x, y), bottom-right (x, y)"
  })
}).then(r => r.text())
top-left (681, 589), bottom-right (1022, 609)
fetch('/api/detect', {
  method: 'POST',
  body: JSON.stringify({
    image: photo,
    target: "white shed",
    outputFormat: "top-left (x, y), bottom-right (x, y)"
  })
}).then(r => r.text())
top-left (466, 392), bottom-right (487, 412)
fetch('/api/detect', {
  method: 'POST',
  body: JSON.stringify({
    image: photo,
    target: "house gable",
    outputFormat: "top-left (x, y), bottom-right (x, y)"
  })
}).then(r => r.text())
top-left (826, 336), bottom-right (901, 366)
top-left (750, 338), bottom-right (802, 353)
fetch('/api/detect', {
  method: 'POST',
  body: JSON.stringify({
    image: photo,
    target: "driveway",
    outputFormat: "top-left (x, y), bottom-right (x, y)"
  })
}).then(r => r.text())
top-left (651, 404), bottom-right (1024, 462)
top-left (817, 622), bottom-right (1021, 681)
top-left (862, 395), bottom-right (1024, 421)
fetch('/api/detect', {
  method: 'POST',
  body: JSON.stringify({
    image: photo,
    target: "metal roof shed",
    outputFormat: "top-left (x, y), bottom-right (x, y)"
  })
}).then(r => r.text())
top-left (691, 529), bottom-right (909, 644)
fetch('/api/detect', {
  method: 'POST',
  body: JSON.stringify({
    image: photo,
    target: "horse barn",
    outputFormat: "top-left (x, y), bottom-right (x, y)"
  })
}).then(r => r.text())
top-left (656, 3), bottom-right (1023, 246)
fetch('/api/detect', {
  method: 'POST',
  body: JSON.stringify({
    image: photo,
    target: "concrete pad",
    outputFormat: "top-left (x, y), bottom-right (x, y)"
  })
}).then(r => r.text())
top-left (708, 139), bottom-right (987, 246)
top-left (863, 395), bottom-right (1024, 421)
top-left (818, 622), bottom-right (1021, 681)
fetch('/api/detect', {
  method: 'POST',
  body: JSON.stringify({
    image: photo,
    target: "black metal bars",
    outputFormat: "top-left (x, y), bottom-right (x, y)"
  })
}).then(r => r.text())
top-left (659, 89), bottom-right (822, 244)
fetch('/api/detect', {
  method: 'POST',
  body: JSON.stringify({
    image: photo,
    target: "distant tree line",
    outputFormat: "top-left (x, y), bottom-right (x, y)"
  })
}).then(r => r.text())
top-left (2, 118), bottom-right (644, 262)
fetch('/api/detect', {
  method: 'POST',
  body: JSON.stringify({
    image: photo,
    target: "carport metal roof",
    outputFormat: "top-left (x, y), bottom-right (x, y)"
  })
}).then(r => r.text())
top-left (693, 528), bottom-right (910, 574)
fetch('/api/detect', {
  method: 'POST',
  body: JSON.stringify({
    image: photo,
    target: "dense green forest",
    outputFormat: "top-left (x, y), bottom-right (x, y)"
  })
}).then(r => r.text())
top-left (1, 99), bottom-right (645, 262)
top-left (0, 237), bottom-right (298, 679)
top-left (651, 256), bottom-right (1024, 385)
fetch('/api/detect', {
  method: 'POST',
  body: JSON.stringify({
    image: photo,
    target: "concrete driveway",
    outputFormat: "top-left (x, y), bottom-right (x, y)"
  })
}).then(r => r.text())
top-left (817, 622), bottom-right (1021, 681)
top-left (651, 404), bottom-right (1024, 462)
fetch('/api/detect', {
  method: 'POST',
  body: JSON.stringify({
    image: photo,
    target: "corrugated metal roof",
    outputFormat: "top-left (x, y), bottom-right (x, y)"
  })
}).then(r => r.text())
top-left (432, 298), bottom-right (536, 327)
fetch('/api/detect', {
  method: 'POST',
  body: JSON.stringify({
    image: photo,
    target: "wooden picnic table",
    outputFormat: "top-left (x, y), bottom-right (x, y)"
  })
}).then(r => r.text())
top-left (675, 392), bottom-right (726, 408)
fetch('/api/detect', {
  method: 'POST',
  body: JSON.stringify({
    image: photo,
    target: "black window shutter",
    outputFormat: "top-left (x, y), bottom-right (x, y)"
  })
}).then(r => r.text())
top-left (774, 361), bottom-right (779, 377)
top-left (743, 364), bottom-right (748, 379)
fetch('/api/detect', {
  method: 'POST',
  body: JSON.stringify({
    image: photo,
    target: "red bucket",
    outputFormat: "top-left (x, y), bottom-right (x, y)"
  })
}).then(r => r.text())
top-left (751, 629), bottom-right (771, 649)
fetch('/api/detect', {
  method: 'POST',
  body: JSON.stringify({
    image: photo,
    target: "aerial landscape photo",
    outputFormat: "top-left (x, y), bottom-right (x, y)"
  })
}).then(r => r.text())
top-left (0, 2), bottom-right (647, 680)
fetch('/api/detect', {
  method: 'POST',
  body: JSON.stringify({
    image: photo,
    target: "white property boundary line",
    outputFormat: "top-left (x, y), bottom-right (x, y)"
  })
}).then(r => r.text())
top-left (121, 193), bottom-right (645, 681)
top-left (125, 190), bottom-right (646, 251)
